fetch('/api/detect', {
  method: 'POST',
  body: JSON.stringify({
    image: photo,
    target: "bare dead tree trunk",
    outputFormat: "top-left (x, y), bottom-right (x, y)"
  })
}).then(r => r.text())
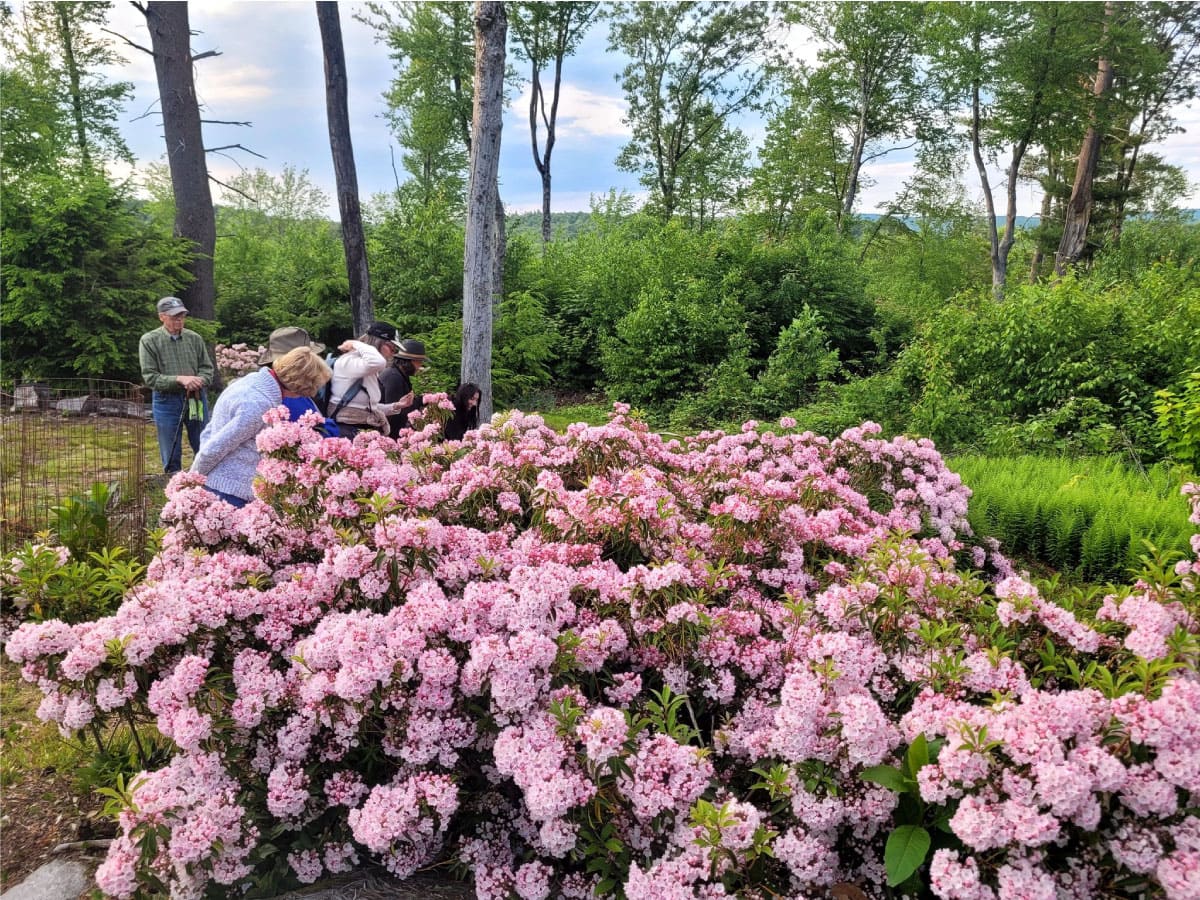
top-left (143, 1), bottom-right (216, 321)
top-left (317, 1), bottom-right (374, 336)
top-left (463, 1), bottom-right (506, 422)
top-left (1055, 0), bottom-right (1115, 276)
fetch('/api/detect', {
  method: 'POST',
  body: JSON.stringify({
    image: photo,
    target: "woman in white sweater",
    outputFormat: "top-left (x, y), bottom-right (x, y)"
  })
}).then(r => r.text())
top-left (191, 347), bottom-right (330, 507)
top-left (328, 321), bottom-right (414, 438)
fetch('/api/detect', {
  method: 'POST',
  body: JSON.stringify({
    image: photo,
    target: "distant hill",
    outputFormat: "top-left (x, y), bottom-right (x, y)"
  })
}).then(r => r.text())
top-left (860, 209), bottom-right (1200, 230)
top-left (507, 210), bottom-right (596, 240)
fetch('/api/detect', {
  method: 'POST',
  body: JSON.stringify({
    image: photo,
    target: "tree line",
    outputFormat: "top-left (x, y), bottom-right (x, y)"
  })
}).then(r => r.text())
top-left (1, 1), bottom-right (1198, 455)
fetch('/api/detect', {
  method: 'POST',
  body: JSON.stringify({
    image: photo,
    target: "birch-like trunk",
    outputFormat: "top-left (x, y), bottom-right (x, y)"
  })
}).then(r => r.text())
top-left (462, 1), bottom-right (506, 422)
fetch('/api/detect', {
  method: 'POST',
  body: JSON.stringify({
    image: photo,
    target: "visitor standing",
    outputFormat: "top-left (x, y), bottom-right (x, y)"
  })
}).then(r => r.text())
top-left (257, 326), bottom-right (339, 437)
top-left (191, 347), bottom-right (331, 507)
top-left (139, 296), bottom-right (214, 473)
top-left (380, 338), bottom-right (428, 437)
top-left (329, 322), bottom-right (412, 439)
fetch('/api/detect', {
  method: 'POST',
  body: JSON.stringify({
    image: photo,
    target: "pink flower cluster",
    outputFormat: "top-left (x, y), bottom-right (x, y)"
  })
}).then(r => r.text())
top-left (214, 343), bottom-right (263, 379)
top-left (6, 409), bottom-right (1199, 898)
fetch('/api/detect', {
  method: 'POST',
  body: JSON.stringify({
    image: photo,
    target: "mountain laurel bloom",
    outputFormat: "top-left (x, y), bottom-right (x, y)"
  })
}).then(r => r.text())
top-left (6, 410), bottom-right (1199, 898)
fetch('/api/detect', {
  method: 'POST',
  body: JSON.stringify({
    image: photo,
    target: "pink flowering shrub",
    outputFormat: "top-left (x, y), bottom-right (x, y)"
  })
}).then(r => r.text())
top-left (214, 342), bottom-right (263, 380)
top-left (6, 406), bottom-right (1199, 898)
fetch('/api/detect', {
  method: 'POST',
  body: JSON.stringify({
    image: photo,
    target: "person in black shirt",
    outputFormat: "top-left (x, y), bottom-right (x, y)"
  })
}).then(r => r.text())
top-left (444, 382), bottom-right (481, 441)
top-left (379, 338), bottom-right (427, 437)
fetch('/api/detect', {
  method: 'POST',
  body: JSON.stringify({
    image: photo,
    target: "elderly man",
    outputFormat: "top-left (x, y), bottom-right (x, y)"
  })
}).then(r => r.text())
top-left (139, 296), bottom-right (213, 473)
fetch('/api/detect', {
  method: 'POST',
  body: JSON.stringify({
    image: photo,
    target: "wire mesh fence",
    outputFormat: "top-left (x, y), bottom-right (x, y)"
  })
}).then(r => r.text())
top-left (1, 379), bottom-right (154, 553)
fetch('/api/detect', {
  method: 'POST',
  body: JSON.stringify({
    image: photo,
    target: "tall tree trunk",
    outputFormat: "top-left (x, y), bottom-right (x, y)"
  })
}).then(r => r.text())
top-left (143, 1), bottom-right (216, 321)
top-left (540, 172), bottom-right (552, 245)
top-left (839, 100), bottom-right (870, 232)
top-left (492, 195), bottom-right (506, 310)
top-left (528, 65), bottom-right (554, 247)
top-left (55, 5), bottom-right (89, 168)
top-left (968, 52), bottom-right (1004, 299)
top-left (1055, 0), bottom-right (1115, 276)
top-left (1110, 118), bottom-right (1138, 246)
top-left (463, 1), bottom-right (506, 423)
top-left (1029, 168), bottom-right (1054, 283)
top-left (316, 1), bottom-right (374, 336)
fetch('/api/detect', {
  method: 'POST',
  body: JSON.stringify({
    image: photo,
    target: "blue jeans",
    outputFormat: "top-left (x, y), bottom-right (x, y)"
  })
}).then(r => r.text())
top-left (152, 391), bottom-right (207, 473)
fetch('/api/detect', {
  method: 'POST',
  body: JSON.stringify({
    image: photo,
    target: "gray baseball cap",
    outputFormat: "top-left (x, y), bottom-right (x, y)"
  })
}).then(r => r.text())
top-left (157, 296), bottom-right (188, 316)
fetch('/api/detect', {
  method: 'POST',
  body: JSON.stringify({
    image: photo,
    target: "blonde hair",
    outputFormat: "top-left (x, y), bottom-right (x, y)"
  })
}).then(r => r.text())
top-left (273, 347), bottom-right (331, 397)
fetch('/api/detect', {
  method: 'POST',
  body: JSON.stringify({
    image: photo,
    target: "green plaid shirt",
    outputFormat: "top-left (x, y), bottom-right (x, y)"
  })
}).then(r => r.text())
top-left (138, 327), bottom-right (214, 393)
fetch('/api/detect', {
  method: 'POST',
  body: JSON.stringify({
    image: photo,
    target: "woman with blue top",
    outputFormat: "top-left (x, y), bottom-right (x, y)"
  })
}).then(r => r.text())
top-left (191, 347), bottom-right (331, 507)
top-left (258, 326), bottom-right (339, 437)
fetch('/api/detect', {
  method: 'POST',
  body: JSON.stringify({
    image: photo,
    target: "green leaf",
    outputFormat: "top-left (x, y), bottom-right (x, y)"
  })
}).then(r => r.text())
top-left (885, 825), bottom-right (930, 887)
top-left (860, 764), bottom-right (908, 793)
top-left (905, 733), bottom-right (929, 775)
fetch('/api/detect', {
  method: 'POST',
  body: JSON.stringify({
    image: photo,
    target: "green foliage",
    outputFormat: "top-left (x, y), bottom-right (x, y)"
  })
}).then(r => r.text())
top-left (608, 1), bottom-right (776, 218)
top-left (722, 216), bottom-right (876, 370)
top-left (752, 306), bottom-right (841, 416)
top-left (860, 733), bottom-right (948, 892)
top-left (1154, 368), bottom-right (1200, 475)
top-left (77, 726), bottom-right (170, 799)
top-left (367, 189), bottom-right (466, 329)
top-left (601, 281), bottom-right (744, 415)
top-left (1091, 218), bottom-right (1200, 282)
top-left (874, 263), bottom-right (1200, 456)
top-left (421, 291), bottom-right (561, 405)
top-left (951, 454), bottom-right (1194, 581)
top-left (0, 1), bottom-right (134, 171)
top-left (50, 481), bottom-right (114, 556)
top-left (2, 540), bottom-right (145, 624)
top-left (669, 331), bottom-right (757, 432)
top-left (782, 1), bottom-right (937, 230)
top-left (212, 168), bottom-right (348, 348)
top-left (360, 1), bottom-right (475, 210)
top-left (1, 171), bottom-right (192, 381)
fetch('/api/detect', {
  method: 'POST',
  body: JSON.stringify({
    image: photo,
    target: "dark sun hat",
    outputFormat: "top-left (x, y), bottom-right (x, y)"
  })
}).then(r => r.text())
top-left (395, 339), bottom-right (428, 361)
top-left (257, 326), bottom-right (326, 365)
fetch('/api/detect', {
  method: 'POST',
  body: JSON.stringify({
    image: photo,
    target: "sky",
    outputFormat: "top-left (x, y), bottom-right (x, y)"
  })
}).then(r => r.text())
top-left (84, 1), bottom-right (1200, 221)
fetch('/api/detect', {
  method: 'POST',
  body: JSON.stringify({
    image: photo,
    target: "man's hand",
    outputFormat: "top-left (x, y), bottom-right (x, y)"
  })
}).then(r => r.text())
top-left (392, 392), bottom-right (414, 413)
top-left (176, 374), bottom-right (204, 392)
top-left (338, 340), bottom-right (356, 353)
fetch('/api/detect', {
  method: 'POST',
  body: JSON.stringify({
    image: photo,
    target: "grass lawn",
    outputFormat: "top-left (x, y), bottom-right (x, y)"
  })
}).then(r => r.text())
top-left (0, 658), bottom-right (109, 890)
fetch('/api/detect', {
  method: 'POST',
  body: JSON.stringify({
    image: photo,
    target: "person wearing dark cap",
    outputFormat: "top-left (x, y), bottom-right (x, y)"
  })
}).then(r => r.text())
top-left (327, 321), bottom-right (412, 438)
top-left (139, 296), bottom-right (214, 473)
top-left (258, 327), bottom-right (339, 438)
top-left (380, 338), bottom-right (428, 437)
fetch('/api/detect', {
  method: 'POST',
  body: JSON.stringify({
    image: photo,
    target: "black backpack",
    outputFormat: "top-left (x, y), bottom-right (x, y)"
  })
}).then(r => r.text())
top-left (314, 354), bottom-right (363, 419)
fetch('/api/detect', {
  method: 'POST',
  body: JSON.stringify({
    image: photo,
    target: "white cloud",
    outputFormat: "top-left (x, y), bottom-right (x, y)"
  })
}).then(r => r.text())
top-left (196, 64), bottom-right (280, 107)
top-left (513, 82), bottom-right (630, 139)
top-left (780, 19), bottom-right (822, 70)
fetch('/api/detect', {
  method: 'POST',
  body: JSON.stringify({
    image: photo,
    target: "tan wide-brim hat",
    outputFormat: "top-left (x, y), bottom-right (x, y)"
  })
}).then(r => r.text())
top-left (257, 326), bottom-right (326, 365)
